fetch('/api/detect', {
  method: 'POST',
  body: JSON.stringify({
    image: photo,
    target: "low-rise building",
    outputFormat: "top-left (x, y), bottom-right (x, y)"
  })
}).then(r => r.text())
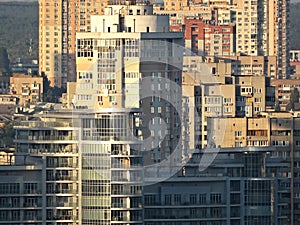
top-left (10, 74), bottom-right (43, 107)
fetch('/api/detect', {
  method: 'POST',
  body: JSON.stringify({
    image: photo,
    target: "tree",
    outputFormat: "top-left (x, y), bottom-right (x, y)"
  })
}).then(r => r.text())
top-left (0, 47), bottom-right (10, 72)
top-left (287, 88), bottom-right (300, 111)
top-left (0, 2), bottom-right (38, 61)
top-left (41, 72), bottom-right (50, 101)
top-left (275, 99), bottom-right (281, 111)
top-left (41, 72), bottom-right (65, 103)
top-left (0, 121), bottom-right (14, 147)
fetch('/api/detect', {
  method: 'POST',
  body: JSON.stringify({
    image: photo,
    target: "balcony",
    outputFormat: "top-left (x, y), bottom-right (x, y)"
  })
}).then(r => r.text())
top-left (15, 121), bottom-right (74, 129)
top-left (28, 135), bottom-right (76, 141)
top-left (52, 189), bottom-right (77, 194)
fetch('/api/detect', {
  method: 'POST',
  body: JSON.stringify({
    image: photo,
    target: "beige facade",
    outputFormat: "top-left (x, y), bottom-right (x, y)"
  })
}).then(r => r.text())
top-left (206, 112), bottom-right (300, 224)
top-left (236, 0), bottom-right (290, 79)
top-left (161, 0), bottom-right (289, 78)
top-left (72, 3), bottom-right (183, 169)
top-left (208, 111), bottom-right (298, 149)
top-left (182, 56), bottom-right (275, 150)
top-left (163, 0), bottom-right (189, 11)
top-left (156, 5), bottom-right (236, 27)
top-left (217, 55), bottom-right (277, 78)
top-left (272, 78), bottom-right (300, 110)
top-left (61, 82), bottom-right (76, 109)
top-left (236, 0), bottom-right (266, 56)
top-left (10, 74), bottom-right (43, 107)
top-left (38, 0), bottom-right (108, 87)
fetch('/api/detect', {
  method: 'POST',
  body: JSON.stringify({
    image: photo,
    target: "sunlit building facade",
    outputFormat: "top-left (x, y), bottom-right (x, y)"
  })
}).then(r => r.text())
top-left (38, 0), bottom-right (108, 87)
top-left (236, 0), bottom-right (290, 79)
top-left (73, 2), bottom-right (184, 167)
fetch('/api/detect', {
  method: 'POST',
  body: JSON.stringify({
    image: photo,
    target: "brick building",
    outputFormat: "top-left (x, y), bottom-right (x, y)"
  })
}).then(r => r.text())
top-left (172, 17), bottom-right (235, 56)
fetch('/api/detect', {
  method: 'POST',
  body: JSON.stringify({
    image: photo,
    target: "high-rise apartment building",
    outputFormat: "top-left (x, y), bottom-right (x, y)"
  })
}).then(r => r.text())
top-left (7, 2), bottom-right (183, 224)
top-left (182, 17), bottom-right (235, 56)
top-left (161, 0), bottom-right (290, 79)
top-left (156, 3), bottom-right (236, 27)
top-left (73, 1), bottom-right (184, 168)
top-left (236, 0), bottom-right (290, 79)
top-left (38, 0), bottom-right (108, 87)
top-left (6, 107), bottom-right (143, 224)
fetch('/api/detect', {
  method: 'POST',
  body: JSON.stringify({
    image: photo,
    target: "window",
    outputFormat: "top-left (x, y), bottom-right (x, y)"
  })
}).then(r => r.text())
top-left (145, 195), bottom-right (156, 206)
top-left (235, 142), bottom-right (242, 147)
top-left (151, 107), bottom-right (154, 113)
top-left (272, 140), bottom-right (289, 146)
top-left (211, 207), bottom-right (222, 217)
top-left (190, 194), bottom-right (197, 204)
top-left (254, 97), bottom-right (261, 103)
top-left (210, 193), bottom-right (221, 204)
top-left (224, 98), bottom-right (232, 103)
top-left (174, 194), bottom-right (181, 205)
top-left (235, 131), bottom-right (242, 137)
top-left (24, 183), bottom-right (38, 194)
top-left (165, 194), bottom-right (171, 205)
top-left (224, 107), bottom-right (232, 113)
top-left (0, 183), bottom-right (20, 194)
top-left (190, 208), bottom-right (197, 217)
top-left (199, 194), bottom-right (206, 204)
top-left (109, 96), bottom-right (116, 102)
top-left (254, 107), bottom-right (261, 112)
top-left (211, 67), bottom-right (216, 74)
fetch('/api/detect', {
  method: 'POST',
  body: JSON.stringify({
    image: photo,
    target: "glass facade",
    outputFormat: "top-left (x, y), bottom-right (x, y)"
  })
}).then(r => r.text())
top-left (143, 148), bottom-right (289, 225)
